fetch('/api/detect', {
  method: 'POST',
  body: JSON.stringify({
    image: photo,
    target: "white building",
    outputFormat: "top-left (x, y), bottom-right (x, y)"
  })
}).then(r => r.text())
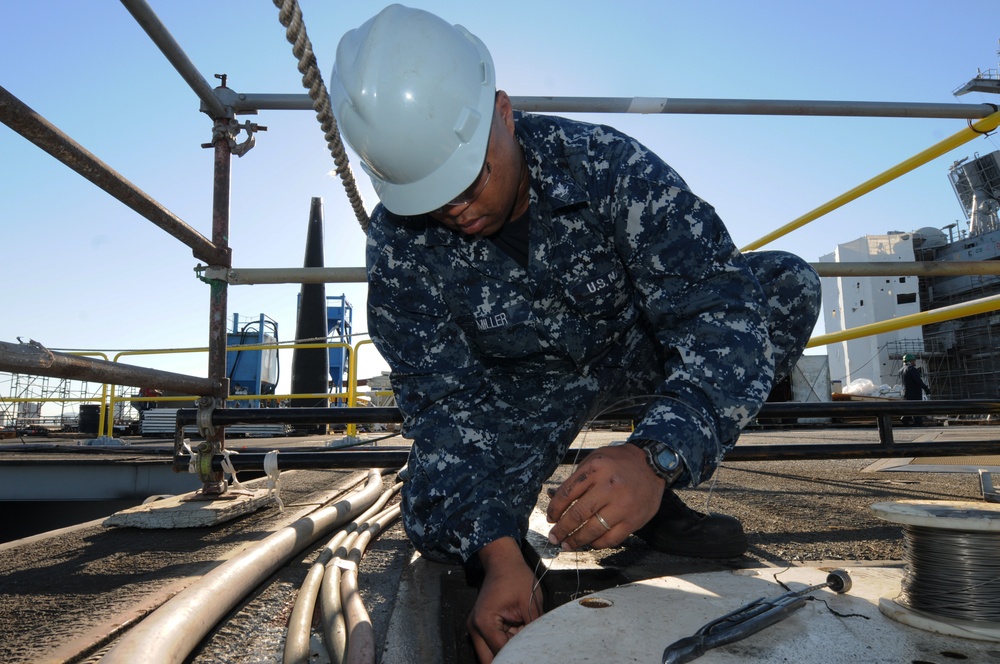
top-left (819, 232), bottom-right (925, 392)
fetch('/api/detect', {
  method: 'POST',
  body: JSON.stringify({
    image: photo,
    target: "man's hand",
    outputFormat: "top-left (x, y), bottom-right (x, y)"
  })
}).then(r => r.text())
top-left (468, 537), bottom-right (544, 663)
top-left (546, 443), bottom-right (665, 551)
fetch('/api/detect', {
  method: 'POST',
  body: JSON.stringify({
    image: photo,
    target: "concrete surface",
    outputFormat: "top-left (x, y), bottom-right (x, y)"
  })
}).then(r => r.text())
top-left (492, 566), bottom-right (999, 663)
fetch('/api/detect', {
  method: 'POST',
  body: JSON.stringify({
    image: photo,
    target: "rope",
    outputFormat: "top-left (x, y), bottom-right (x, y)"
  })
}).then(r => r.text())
top-left (219, 449), bottom-right (252, 493)
top-left (272, 0), bottom-right (370, 232)
top-left (182, 438), bottom-right (197, 474)
top-left (264, 449), bottom-right (284, 510)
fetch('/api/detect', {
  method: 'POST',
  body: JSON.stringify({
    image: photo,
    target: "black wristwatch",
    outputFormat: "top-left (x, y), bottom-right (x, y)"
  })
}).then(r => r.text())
top-left (627, 439), bottom-right (685, 487)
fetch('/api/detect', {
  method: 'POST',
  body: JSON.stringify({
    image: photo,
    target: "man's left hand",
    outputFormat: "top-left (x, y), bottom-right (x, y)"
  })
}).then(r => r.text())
top-left (545, 443), bottom-right (665, 551)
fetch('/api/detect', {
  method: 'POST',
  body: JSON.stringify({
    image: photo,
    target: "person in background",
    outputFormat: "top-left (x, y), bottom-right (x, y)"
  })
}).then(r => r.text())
top-left (330, 5), bottom-right (821, 661)
top-left (899, 353), bottom-right (931, 426)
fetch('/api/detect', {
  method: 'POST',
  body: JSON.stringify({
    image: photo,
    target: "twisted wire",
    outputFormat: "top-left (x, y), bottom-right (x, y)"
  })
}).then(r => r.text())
top-left (272, 0), bottom-right (370, 232)
top-left (528, 393), bottom-right (728, 615)
top-left (898, 525), bottom-right (1000, 623)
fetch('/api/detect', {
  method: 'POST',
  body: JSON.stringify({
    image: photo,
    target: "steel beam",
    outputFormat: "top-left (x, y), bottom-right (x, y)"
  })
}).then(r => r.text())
top-left (0, 340), bottom-right (222, 394)
top-left (0, 85), bottom-right (225, 265)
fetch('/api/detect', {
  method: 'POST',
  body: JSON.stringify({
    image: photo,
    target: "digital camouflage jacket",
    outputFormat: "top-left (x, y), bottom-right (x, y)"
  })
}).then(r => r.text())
top-left (365, 112), bottom-right (815, 564)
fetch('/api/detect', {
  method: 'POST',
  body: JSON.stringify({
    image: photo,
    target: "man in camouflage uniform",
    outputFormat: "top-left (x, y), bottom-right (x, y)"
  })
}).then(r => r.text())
top-left (333, 6), bottom-right (820, 661)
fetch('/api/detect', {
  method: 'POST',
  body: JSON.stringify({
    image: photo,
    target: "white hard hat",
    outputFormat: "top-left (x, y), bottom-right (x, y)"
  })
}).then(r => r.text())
top-left (330, 4), bottom-right (496, 216)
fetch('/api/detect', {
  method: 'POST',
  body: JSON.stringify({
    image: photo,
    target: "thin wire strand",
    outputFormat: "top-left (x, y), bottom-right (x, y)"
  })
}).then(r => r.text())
top-left (527, 392), bottom-right (732, 617)
top-left (897, 525), bottom-right (1000, 623)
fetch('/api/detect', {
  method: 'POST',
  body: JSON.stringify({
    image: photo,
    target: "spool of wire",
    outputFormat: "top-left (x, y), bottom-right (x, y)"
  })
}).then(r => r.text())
top-left (871, 499), bottom-right (1000, 642)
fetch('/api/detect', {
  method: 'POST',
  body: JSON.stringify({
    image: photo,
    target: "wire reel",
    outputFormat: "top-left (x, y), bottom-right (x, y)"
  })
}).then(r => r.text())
top-left (872, 499), bottom-right (1000, 642)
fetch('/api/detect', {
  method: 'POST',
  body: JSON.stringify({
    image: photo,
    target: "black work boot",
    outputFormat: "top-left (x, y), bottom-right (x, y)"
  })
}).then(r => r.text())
top-left (634, 489), bottom-right (747, 558)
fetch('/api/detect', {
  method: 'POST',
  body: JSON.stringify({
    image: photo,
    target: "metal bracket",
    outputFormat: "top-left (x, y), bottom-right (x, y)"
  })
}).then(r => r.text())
top-left (980, 469), bottom-right (998, 503)
top-left (194, 440), bottom-right (215, 483)
top-left (194, 264), bottom-right (230, 284)
top-left (196, 395), bottom-right (222, 438)
top-left (201, 118), bottom-right (267, 157)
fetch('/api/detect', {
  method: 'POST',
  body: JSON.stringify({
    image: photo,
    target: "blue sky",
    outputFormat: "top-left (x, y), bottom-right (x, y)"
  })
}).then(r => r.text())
top-left (2, 1), bottom-right (1000, 392)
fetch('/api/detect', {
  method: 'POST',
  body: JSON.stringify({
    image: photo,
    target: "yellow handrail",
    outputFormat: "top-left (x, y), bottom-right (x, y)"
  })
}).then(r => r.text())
top-left (741, 109), bottom-right (1000, 252)
top-left (105, 342), bottom-right (356, 437)
top-left (807, 292), bottom-right (1000, 348)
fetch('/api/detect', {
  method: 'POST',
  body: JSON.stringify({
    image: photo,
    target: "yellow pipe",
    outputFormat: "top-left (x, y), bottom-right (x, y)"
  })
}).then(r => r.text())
top-left (110, 342), bottom-right (353, 435)
top-left (742, 110), bottom-right (1000, 252)
top-left (347, 340), bottom-right (377, 438)
top-left (97, 384), bottom-right (108, 438)
top-left (807, 292), bottom-right (1000, 348)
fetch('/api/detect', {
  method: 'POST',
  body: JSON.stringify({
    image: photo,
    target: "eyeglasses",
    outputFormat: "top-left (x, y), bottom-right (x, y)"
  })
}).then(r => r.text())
top-left (433, 161), bottom-right (491, 214)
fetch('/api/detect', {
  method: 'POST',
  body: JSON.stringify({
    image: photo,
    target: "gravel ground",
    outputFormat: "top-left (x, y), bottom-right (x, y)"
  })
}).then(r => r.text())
top-left (547, 426), bottom-right (988, 568)
top-left (0, 469), bottom-right (384, 664)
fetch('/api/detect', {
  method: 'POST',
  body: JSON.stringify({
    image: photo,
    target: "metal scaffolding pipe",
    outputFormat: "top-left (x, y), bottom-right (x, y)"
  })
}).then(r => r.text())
top-left (173, 399), bottom-right (1000, 429)
top-left (171, 399), bottom-right (1000, 470)
top-left (510, 97), bottom-right (998, 119)
top-left (197, 115), bottom-right (235, 492)
top-left (225, 262), bottom-right (1000, 286)
top-left (228, 92), bottom-right (996, 120)
top-left (119, 0), bottom-right (227, 118)
top-left (0, 85), bottom-right (224, 265)
top-left (224, 266), bottom-right (368, 285)
top-left (175, 407), bottom-right (403, 427)
top-left (232, 92), bottom-right (314, 112)
top-left (0, 340), bottom-right (221, 394)
top-left (811, 261), bottom-right (1000, 277)
top-left (195, 437), bottom-right (999, 472)
top-left (210, 262), bottom-right (1000, 287)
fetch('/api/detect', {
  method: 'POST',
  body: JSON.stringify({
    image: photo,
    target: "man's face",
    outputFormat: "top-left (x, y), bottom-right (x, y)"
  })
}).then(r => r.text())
top-left (428, 95), bottom-right (523, 238)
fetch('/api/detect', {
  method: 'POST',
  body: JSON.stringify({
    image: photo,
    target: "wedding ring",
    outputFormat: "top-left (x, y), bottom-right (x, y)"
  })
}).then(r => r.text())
top-left (594, 511), bottom-right (612, 531)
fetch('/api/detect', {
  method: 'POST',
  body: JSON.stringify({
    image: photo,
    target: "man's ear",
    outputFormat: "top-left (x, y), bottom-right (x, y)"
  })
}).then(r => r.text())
top-left (496, 90), bottom-right (515, 133)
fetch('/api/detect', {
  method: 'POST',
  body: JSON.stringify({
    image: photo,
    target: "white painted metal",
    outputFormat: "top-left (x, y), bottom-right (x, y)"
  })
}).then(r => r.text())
top-left (871, 498), bottom-right (1000, 531)
top-left (494, 566), bottom-right (997, 663)
top-left (819, 232), bottom-right (923, 390)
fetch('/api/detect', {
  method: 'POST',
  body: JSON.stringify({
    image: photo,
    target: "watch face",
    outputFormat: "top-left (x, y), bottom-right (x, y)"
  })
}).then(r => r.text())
top-left (654, 446), bottom-right (680, 472)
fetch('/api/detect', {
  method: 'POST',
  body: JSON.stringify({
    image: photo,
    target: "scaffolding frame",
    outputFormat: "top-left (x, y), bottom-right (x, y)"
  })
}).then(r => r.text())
top-left (2, 0), bottom-right (1000, 484)
top-left (920, 267), bottom-right (1000, 401)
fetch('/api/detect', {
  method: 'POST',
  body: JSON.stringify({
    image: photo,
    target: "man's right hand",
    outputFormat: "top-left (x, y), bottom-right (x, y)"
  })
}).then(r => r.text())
top-left (467, 536), bottom-right (544, 663)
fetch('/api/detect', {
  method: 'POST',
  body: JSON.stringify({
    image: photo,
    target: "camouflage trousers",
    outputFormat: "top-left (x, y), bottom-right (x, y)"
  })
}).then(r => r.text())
top-left (404, 250), bottom-right (821, 564)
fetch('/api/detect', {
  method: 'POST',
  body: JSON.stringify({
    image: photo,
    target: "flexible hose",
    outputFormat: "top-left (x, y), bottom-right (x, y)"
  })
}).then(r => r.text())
top-left (323, 530), bottom-right (362, 663)
top-left (343, 505), bottom-right (402, 664)
top-left (100, 470), bottom-right (384, 664)
top-left (285, 482), bottom-right (402, 664)
top-left (321, 503), bottom-right (402, 664)
top-left (284, 544), bottom-right (337, 664)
